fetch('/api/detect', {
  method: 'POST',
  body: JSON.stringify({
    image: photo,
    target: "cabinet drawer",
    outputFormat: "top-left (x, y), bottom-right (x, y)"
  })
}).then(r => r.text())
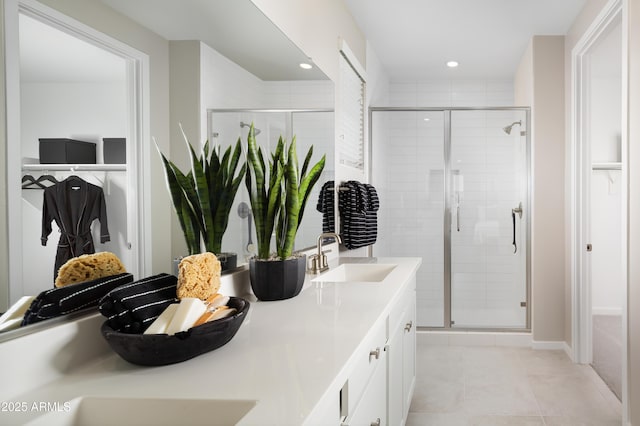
top-left (342, 321), bottom-right (386, 415)
top-left (388, 276), bottom-right (416, 334)
top-left (342, 345), bottom-right (387, 426)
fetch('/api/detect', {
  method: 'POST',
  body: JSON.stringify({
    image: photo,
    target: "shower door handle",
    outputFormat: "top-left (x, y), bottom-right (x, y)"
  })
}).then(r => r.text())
top-left (511, 202), bottom-right (523, 254)
top-left (457, 205), bottom-right (460, 232)
top-left (512, 211), bottom-right (517, 253)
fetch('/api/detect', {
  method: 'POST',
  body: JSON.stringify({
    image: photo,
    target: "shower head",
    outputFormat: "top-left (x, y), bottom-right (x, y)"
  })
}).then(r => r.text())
top-left (240, 121), bottom-right (261, 136)
top-left (502, 120), bottom-right (523, 135)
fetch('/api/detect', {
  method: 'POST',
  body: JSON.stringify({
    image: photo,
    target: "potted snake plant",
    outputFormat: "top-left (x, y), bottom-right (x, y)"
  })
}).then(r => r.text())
top-left (245, 123), bottom-right (325, 300)
top-left (158, 125), bottom-right (246, 271)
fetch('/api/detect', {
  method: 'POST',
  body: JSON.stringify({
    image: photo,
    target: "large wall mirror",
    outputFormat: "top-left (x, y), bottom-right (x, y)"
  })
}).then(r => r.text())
top-left (101, 0), bottom-right (335, 261)
top-left (1, 0), bottom-right (334, 339)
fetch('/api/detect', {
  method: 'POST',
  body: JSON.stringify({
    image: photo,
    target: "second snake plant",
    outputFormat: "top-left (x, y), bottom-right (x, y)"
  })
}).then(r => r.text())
top-left (244, 123), bottom-right (325, 260)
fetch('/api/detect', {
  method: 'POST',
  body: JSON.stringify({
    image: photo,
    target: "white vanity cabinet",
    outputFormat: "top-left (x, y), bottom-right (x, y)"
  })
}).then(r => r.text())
top-left (340, 320), bottom-right (388, 425)
top-left (339, 275), bottom-right (417, 426)
top-left (387, 276), bottom-right (417, 426)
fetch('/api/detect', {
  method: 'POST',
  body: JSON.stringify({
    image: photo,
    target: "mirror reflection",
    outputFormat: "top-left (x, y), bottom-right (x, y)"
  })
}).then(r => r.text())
top-left (2, 0), bottom-right (335, 336)
top-left (209, 108), bottom-right (335, 261)
top-left (1, 11), bottom-right (136, 335)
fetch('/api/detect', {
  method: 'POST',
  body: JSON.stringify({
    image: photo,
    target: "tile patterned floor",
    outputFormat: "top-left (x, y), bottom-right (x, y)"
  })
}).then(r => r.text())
top-left (407, 334), bottom-right (622, 426)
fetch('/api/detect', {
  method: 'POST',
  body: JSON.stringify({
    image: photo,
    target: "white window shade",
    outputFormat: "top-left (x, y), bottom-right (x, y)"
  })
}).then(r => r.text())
top-left (338, 52), bottom-right (365, 170)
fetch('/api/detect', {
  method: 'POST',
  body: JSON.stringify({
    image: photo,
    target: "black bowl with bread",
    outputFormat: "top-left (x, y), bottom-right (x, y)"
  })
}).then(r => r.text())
top-left (99, 253), bottom-right (249, 366)
top-left (100, 296), bottom-right (249, 366)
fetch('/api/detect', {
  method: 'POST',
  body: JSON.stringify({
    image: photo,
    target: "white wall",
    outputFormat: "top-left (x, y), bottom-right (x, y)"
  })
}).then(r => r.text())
top-left (589, 45), bottom-right (623, 315)
top-left (590, 171), bottom-right (623, 314)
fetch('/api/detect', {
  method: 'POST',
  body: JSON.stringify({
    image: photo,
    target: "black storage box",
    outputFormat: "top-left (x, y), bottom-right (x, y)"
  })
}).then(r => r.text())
top-left (39, 138), bottom-right (96, 164)
top-left (103, 138), bottom-right (126, 164)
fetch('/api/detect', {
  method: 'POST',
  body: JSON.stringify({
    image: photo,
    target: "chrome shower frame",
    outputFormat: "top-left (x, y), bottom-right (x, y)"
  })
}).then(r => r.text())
top-left (368, 106), bottom-right (532, 332)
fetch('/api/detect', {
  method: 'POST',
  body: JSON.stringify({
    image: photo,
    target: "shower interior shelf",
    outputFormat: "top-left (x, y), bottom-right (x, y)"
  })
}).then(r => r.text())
top-left (592, 162), bottom-right (622, 170)
top-left (21, 164), bottom-right (127, 172)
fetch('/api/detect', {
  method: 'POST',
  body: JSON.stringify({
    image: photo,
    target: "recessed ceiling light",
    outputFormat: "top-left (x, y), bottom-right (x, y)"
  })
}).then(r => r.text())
top-left (423, 117), bottom-right (431, 122)
top-left (299, 62), bottom-right (312, 70)
top-left (446, 61), bottom-right (459, 68)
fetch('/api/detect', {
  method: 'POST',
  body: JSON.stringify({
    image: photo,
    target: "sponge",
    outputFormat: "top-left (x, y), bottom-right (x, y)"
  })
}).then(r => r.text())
top-left (176, 252), bottom-right (221, 301)
top-left (55, 252), bottom-right (126, 288)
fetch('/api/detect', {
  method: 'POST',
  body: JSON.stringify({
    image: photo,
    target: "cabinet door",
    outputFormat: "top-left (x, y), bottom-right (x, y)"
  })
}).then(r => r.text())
top-left (344, 357), bottom-right (387, 426)
top-left (386, 321), bottom-right (403, 426)
top-left (402, 302), bottom-right (416, 411)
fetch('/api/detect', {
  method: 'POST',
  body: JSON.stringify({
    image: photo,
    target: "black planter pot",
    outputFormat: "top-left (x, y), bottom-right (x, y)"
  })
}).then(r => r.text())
top-left (249, 255), bottom-right (307, 301)
top-left (217, 252), bottom-right (237, 272)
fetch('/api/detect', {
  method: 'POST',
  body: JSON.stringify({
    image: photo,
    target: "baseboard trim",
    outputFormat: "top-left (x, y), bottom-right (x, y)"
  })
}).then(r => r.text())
top-left (531, 340), bottom-right (567, 351)
top-left (563, 341), bottom-right (574, 361)
top-left (592, 307), bottom-right (623, 316)
top-left (417, 330), bottom-right (532, 347)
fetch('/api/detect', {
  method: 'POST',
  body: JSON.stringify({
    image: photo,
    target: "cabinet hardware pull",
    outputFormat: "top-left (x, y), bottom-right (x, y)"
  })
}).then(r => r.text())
top-left (370, 418), bottom-right (381, 426)
top-left (404, 321), bottom-right (413, 332)
top-left (369, 347), bottom-right (380, 361)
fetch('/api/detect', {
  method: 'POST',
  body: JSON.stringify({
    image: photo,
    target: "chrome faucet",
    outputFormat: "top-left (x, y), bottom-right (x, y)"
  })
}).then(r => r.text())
top-left (307, 233), bottom-right (342, 274)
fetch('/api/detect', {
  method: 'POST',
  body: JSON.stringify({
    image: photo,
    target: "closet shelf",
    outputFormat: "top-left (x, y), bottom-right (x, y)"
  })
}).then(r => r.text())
top-left (592, 162), bottom-right (621, 171)
top-left (22, 164), bottom-right (127, 172)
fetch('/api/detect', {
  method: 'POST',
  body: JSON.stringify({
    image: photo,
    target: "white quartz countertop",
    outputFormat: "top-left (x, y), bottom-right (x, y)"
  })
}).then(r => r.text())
top-left (8, 257), bottom-right (421, 426)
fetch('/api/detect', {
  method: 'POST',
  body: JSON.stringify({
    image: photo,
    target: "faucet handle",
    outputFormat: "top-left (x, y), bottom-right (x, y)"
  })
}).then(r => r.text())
top-left (306, 254), bottom-right (322, 274)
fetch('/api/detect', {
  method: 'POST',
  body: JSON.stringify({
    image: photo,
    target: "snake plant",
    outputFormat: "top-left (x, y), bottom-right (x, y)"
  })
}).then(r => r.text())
top-left (245, 123), bottom-right (325, 260)
top-left (157, 127), bottom-right (246, 255)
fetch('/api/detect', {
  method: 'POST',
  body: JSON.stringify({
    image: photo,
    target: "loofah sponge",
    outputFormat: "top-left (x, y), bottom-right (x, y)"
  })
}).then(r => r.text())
top-left (177, 252), bottom-right (221, 301)
top-left (55, 252), bottom-right (127, 288)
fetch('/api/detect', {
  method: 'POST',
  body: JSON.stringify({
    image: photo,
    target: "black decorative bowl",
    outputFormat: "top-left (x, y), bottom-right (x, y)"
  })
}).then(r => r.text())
top-left (101, 297), bottom-right (250, 366)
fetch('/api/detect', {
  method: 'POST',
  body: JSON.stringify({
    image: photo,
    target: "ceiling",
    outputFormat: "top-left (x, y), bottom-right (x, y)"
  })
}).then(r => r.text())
top-left (20, 0), bottom-right (588, 84)
top-left (343, 0), bottom-right (587, 81)
top-left (19, 13), bottom-right (125, 83)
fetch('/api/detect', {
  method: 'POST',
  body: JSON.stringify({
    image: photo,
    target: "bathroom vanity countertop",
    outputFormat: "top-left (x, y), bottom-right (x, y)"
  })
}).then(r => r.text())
top-left (6, 256), bottom-right (421, 426)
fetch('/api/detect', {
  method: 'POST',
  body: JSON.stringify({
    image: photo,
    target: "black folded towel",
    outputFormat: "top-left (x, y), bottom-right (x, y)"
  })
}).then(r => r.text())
top-left (364, 183), bottom-right (380, 212)
top-left (338, 181), bottom-right (380, 249)
top-left (99, 273), bottom-right (178, 334)
top-left (317, 180), bottom-right (336, 233)
top-left (21, 273), bottom-right (134, 326)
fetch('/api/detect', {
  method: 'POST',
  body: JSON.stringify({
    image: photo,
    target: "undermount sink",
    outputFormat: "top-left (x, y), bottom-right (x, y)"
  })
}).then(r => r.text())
top-left (26, 396), bottom-right (257, 426)
top-left (312, 263), bottom-right (397, 283)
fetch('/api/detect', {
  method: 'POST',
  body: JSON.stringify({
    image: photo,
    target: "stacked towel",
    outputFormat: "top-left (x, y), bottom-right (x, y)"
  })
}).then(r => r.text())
top-left (338, 181), bottom-right (380, 249)
top-left (99, 273), bottom-right (178, 334)
top-left (21, 273), bottom-right (134, 326)
top-left (316, 180), bottom-right (336, 233)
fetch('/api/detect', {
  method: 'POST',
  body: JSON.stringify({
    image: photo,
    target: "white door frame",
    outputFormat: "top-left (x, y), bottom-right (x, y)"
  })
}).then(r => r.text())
top-left (570, 0), bottom-right (627, 419)
top-left (4, 0), bottom-right (152, 301)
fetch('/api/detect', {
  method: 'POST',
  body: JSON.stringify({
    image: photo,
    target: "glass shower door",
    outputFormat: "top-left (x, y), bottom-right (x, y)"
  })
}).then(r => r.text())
top-left (449, 109), bottom-right (528, 329)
